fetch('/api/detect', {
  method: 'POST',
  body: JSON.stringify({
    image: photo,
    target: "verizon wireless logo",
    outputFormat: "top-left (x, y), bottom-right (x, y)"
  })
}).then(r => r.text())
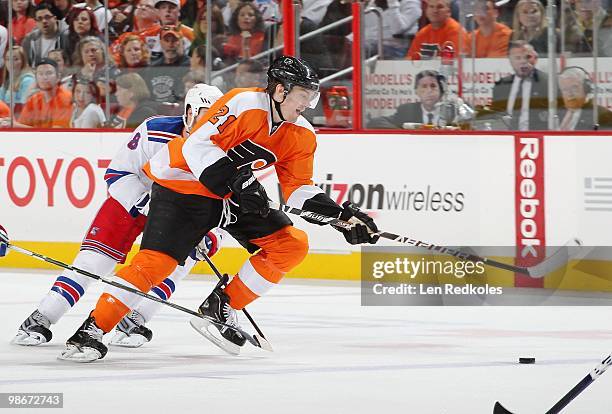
top-left (277, 173), bottom-right (465, 213)
top-left (584, 177), bottom-right (612, 211)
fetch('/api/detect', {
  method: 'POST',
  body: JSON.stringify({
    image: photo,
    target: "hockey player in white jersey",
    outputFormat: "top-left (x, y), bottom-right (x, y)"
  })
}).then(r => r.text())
top-left (12, 84), bottom-right (224, 348)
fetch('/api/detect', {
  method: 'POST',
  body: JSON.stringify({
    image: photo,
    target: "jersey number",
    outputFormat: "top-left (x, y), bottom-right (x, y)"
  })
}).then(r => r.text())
top-left (209, 105), bottom-right (236, 134)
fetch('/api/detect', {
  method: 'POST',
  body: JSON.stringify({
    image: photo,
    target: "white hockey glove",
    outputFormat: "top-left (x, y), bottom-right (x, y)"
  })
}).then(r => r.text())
top-left (0, 225), bottom-right (8, 257)
top-left (130, 193), bottom-right (150, 217)
top-left (189, 230), bottom-right (222, 261)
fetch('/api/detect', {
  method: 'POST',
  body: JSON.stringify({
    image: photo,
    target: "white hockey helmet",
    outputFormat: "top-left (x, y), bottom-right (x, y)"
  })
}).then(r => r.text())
top-left (183, 83), bottom-right (224, 131)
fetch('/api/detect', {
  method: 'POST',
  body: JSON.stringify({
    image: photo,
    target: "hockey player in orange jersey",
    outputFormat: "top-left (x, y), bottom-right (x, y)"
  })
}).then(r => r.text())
top-left (59, 55), bottom-right (380, 362)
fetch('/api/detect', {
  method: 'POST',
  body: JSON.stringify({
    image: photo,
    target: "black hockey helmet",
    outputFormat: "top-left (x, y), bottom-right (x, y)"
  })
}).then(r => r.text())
top-left (267, 55), bottom-right (320, 108)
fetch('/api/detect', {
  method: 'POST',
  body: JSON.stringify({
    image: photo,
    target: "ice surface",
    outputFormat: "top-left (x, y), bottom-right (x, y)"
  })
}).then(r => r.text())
top-left (1, 270), bottom-right (612, 414)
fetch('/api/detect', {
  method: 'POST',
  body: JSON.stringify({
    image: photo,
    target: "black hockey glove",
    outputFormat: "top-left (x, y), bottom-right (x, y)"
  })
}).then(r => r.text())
top-left (229, 167), bottom-right (270, 217)
top-left (334, 201), bottom-right (379, 245)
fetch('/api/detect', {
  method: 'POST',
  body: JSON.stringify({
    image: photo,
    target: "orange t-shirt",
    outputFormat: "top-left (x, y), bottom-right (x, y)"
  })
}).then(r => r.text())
top-left (0, 100), bottom-right (9, 118)
top-left (18, 87), bottom-right (73, 128)
top-left (467, 22), bottom-right (512, 58)
top-left (406, 17), bottom-right (468, 60)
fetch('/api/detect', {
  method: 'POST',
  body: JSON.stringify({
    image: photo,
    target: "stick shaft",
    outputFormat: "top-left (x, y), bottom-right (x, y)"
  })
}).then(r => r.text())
top-left (545, 354), bottom-right (612, 414)
top-left (201, 253), bottom-right (267, 339)
top-left (6, 243), bottom-right (263, 347)
top-left (271, 202), bottom-right (531, 275)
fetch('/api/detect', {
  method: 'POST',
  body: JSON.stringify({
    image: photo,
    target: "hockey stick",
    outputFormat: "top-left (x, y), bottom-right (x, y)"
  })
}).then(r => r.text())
top-left (200, 252), bottom-right (271, 345)
top-left (494, 353), bottom-right (612, 414)
top-left (2, 241), bottom-right (272, 352)
top-left (269, 201), bottom-right (581, 278)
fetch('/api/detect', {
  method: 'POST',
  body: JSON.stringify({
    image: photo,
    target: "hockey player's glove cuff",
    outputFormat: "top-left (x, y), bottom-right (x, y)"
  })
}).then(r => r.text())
top-left (334, 201), bottom-right (379, 245)
top-left (229, 167), bottom-right (270, 217)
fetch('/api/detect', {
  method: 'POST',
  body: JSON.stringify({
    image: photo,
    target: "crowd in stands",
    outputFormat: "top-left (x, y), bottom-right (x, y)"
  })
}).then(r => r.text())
top-left (0, 0), bottom-right (609, 129)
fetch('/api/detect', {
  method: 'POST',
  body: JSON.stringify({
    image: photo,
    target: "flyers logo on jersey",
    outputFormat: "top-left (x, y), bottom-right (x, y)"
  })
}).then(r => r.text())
top-left (227, 140), bottom-right (277, 171)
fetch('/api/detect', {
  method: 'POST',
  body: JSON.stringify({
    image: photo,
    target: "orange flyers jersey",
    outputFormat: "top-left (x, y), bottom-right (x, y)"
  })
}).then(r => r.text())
top-left (144, 87), bottom-right (325, 208)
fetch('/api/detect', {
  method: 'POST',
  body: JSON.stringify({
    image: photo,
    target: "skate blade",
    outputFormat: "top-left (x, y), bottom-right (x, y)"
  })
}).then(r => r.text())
top-left (57, 344), bottom-right (102, 363)
top-left (189, 317), bottom-right (241, 356)
top-left (108, 332), bottom-right (147, 348)
top-left (11, 331), bottom-right (47, 346)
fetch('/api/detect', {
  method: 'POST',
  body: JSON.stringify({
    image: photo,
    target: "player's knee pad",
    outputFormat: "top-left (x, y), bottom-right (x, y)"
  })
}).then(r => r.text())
top-left (253, 226), bottom-right (309, 274)
top-left (275, 227), bottom-right (309, 272)
top-left (117, 249), bottom-right (178, 292)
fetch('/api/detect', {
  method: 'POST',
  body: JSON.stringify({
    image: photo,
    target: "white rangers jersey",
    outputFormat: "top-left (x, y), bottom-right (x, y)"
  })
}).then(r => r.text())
top-left (105, 116), bottom-right (184, 215)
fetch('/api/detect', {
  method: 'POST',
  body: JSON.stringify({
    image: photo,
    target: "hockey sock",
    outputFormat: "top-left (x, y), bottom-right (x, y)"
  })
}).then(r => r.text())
top-left (38, 250), bottom-right (117, 324)
top-left (134, 256), bottom-right (196, 322)
top-left (91, 293), bottom-right (131, 333)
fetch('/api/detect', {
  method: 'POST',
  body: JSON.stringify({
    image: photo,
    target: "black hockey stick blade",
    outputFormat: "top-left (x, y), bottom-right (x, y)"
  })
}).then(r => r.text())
top-left (493, 402), bottom-right (515, 414)
top-left (4, 242), bottom-right (270, 352)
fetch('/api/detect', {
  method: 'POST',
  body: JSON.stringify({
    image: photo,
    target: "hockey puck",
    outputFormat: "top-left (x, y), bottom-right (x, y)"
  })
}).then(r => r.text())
top-left (519, 357), bottom-right (536, 364)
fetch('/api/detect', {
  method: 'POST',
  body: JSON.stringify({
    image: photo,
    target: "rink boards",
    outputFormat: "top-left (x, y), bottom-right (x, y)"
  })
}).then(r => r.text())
top-left (1, 130), bottom-right (612, 292)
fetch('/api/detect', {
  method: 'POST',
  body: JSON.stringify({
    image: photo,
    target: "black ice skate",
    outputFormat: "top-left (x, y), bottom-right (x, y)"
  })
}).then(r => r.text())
top-left (12, 310), bottom-right (53, 346)
top-left (58, 315), bottom-right (107, 362)
top-left (190, 276), bottom-right (246, 355)
top-left (109, 310), bottom-right (153, 348)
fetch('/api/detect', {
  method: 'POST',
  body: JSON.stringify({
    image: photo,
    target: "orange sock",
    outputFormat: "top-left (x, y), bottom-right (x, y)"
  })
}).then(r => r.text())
top-left (224, 276), bottom-right (258, 310)
top-left (91, 293), bottom-right (131, 332)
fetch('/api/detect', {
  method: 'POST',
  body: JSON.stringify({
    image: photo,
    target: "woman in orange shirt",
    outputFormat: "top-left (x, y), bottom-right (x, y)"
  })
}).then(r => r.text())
top-left (11, 0), bottom-right (37, 45)
top-left (220, 2), bottom-right (267, 63)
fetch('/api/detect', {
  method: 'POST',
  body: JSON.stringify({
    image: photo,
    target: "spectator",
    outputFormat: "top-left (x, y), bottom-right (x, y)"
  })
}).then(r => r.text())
top-left (220, 2), bottom-right (267, 62)
top-left (94, 71), bottom-right (118, 115)
top-left (367, 69), bottom-right (443, 128)
top-left (362, 0), bottom-right (421, 59)
top-left (182, 69), bottom-right (206, 92)
top-left (489, 40), bottom-right (550, 130)
top-left (302, 0), bottom-right (334, 25)
top-left (0, 99), bottom-right (9, 118)
top-left (320, 0), bottom-right (352, 69)
top-left (52, 0), bottom-right (73, 29)
top-left (511, 0), bottom-right (559, 55)
top-left (180, 0), bottom-right (205, 27)
top-left (467, 0), bottom-right (512, 58)
top-left (270, 0), bottom-right (332, 72)
top-left (190, 3), bottom-right (225, 52)
top-left (564, 0), bottom-right (612, 57)
top-left (11, 0), bottom-right (37, 45)
top-left (0, 23), bottom-right (6, 70)
top-left (558, 66), bottom-right (612, 130)
top-left (116, 34), bottom-right (151, 68)
top-left (3, 58), bottom-right (73, 128)
top-left (47, 48), bottom-right (73, 87)
top-left (232, 58), bottom-right (265, 88)
top-left (61, 7), bottom-right (102, 63)
top-left (133, 0), bottom-right (160, 32)
top-left (23, 3), bottom-right (68, 65)
top-left (106, 72), bottom-right (157, 128)
top-left (72, 0), bottom-right (112, 32)
top-left (405, 0), bottom-right (468, 60)
top-left (72, 36), bottom-right (119, 81)
top-left (189, 45), bottom-right (226, 90)
top-left (142, 26), bottom-right (190, 103)
top-left (0, 46), bottom-right (36, 106)
top-left (138, 0), bottom-right (194, 59)
top-left (151, 26), bottom-right (190, 66)
top-left (70, 76), bottom-right (105, 127)
top-left (221, 0), bottom-right (280, 28)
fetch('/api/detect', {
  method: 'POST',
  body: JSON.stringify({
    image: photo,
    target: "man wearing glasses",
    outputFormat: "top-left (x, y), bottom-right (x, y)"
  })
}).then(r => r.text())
top-left (22, 4), bottom-right (67, 66)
